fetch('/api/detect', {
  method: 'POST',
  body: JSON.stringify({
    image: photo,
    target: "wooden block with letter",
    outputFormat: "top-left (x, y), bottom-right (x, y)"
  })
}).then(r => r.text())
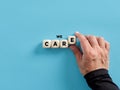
top-left (60, 40), bottom-right (68, 48)
top-left (68, 36), bottom-right (76, 45)
top-left (43, 40), bottom-right (51, 48)
top-left (51, 40), bottom-right (60, 48)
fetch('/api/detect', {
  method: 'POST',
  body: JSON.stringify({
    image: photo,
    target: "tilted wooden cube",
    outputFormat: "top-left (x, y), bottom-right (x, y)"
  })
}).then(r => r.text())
top-left (68, 36), bottom-right (76, 45)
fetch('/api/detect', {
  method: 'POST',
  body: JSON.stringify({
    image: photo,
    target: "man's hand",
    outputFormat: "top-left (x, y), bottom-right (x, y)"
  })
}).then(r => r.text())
top-left (70, 32), bottom-right (110, 75)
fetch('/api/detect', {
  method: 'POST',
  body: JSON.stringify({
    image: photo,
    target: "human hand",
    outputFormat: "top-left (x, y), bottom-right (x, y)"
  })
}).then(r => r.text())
top-left (69, 32), bottom-right (110, 75)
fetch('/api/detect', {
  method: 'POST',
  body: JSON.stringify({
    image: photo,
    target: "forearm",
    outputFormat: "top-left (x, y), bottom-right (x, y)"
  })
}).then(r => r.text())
top-left (84, 69), bottom-right (119, 90)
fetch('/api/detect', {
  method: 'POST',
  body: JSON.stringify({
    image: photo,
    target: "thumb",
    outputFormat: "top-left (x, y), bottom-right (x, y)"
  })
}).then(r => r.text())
top-left (69, 45), bottom-right (82, 62)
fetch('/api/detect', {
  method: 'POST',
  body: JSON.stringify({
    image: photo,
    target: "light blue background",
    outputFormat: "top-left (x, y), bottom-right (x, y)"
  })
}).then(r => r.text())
top-left (0, 0), bottom-right (120, 90)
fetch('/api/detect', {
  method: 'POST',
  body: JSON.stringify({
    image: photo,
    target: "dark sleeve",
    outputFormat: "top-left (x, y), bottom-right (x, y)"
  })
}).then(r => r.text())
top-left (84, 69), bottom-right (119, 90)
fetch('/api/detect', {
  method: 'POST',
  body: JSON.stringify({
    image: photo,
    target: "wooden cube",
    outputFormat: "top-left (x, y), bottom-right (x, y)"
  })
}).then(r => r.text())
top-left (68, 36), bottom-right (76, 45)
top-left (51, 40), bottom-right (60, 48)
top-left (43, 40), bottom-right (51, 48)
top-left (60, 40), bottom-right (68, 48)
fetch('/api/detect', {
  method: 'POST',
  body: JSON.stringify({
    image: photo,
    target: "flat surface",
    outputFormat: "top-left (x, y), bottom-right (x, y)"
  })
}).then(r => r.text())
top-left (0, 0), bottom-right (120, 90)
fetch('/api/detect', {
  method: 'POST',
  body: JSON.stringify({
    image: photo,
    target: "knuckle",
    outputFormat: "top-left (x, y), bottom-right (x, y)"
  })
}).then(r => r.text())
top-left (94, 45), bottom-right (99, 49)
top-left (105, 40), bottom-right (109, 44)
top-left (92, 35), bottom-right (96, 38)
top-left (89, 35), bottom-right (94, 39)
top-left (106, 41), bottom-right (110, 46)
top-left (100, 37), bottom-right (104, 40)
top-left (86, 51), bottom-right (97, 59)
top-left (98, 37), bottom-right (104, 42)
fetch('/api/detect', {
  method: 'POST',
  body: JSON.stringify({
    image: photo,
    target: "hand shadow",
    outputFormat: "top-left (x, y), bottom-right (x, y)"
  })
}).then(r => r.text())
top-left (60, 49), bottom-right (90, 90)
top-left (33, 41), bottom-right (90, 90)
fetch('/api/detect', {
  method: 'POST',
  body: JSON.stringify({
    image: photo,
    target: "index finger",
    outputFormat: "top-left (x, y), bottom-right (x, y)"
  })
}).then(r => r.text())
top-left (75, 32), bottom-right (92, 54)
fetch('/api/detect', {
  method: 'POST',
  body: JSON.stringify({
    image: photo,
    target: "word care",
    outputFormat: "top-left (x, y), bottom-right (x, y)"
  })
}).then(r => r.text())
top-left (43, 36), bottom-right (76, 48)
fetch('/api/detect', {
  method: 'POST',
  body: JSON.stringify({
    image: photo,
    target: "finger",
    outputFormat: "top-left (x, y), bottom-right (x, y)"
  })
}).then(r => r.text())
top-left (105, 41), bottom-right (110, 51)
top-left (86, 35), bottom-right (99, 48)
top-left (97, 37), bottom-right (105, 48)
top-left (69, 45), bottom-right (82, 62)
top-left (75, 32), bottom-right (92, 54)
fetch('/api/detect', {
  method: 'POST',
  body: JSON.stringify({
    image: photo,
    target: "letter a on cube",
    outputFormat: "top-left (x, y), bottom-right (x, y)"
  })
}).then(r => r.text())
top-left (51, 40), bottom-right (60, 48)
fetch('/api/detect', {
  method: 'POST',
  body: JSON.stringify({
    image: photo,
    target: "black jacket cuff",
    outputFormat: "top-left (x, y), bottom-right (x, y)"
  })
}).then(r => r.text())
top-left (84, 69), bottom-right (109, 81)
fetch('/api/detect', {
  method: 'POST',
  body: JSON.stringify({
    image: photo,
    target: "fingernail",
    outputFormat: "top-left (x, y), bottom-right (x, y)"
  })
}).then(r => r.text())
top-left (75, 32), bottom-right (80, 36)
top-left (75, 31), bottom-right (79, 34)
